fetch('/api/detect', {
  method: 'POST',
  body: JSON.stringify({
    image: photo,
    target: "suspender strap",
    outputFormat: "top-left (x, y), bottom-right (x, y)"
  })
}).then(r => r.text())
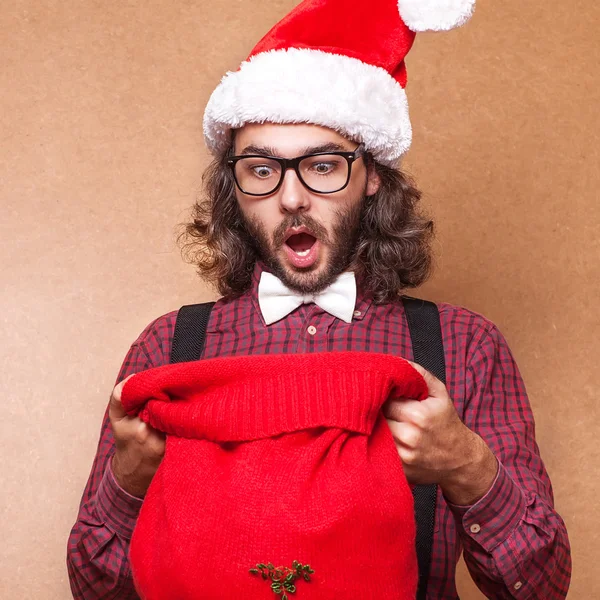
top-left (170, 302), bottom-right (215, 364)
top-left (171, 297), bottom-right (445, 599)
top-left (401, 296), bottom-right (446, 382)
top-left (402, 295), bottom-right (446, 600)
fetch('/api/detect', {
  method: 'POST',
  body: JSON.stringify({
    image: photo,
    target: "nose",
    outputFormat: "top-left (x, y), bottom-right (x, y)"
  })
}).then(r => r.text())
top-left (278, 168), bottom-right (311, 214)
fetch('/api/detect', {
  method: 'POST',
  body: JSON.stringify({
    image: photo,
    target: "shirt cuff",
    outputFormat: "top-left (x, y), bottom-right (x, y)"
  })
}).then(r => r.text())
top-left (96, 459), bottom-right (144, 540)
top-left (446, 461), bottom-right (528, 552)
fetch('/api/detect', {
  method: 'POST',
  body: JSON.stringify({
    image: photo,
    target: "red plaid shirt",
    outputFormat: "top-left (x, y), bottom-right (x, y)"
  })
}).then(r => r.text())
top-left (67, 266), bottom-right (571, 599)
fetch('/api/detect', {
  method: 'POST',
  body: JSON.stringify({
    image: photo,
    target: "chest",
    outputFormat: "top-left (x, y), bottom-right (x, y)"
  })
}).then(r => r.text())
top-left (202, 302), bottom-right (414, 357)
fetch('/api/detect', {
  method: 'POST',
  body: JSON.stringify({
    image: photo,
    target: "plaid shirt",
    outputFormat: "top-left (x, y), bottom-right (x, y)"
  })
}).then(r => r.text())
top-left (67, 265), bottom-right (571, 599)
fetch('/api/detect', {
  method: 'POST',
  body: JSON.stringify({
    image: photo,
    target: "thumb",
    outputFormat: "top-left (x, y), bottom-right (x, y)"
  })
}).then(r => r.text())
top-left (383, 398), bottom-right (422, 422)
top-left (109, 373), bottom-right (136, 420)
top-left (407, 360), bottom-right (446, 398)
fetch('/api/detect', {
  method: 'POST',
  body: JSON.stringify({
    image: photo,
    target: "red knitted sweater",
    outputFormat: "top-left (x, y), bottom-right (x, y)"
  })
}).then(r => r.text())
top-left (121, 351), bottom-right (428, 600)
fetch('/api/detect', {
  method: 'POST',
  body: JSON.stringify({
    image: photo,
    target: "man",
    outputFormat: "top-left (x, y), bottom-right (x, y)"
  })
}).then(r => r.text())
top-left (67, 0), bottom-right (571, 598)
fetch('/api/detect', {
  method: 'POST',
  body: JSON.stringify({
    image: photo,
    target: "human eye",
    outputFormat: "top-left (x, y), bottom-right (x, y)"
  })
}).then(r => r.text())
top-left (241, 158), bottom-right (280, 179)
top-left (251, 165), bottom-right (276, 178)
top-left (305, 156), bottom-right (343, 176)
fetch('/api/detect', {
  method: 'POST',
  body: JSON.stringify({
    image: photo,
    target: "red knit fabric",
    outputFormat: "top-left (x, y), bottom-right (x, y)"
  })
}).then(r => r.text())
top-left (121, 351), bottom-right (428, 599)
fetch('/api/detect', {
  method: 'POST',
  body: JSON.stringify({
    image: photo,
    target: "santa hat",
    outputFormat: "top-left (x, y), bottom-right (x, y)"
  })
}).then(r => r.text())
top-left (204, 0), bottom-right (476, 166)
top-left (121, 352), bottom-right (428, 599)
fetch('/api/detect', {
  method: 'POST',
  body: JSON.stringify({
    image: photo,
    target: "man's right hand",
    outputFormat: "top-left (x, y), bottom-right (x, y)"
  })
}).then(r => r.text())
top-left (109, 374), bottom-right (166, 498)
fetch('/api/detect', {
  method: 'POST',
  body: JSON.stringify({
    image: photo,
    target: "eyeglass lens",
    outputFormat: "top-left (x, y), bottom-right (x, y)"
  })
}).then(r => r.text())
top-left (234, 154), bottom-right (350, 195)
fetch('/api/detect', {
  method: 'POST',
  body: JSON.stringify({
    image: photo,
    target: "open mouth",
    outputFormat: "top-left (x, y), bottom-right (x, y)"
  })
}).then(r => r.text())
top-left (283, 228), bottom-right (320, 267)
top-left (285, 232), bottom-right (317, 256)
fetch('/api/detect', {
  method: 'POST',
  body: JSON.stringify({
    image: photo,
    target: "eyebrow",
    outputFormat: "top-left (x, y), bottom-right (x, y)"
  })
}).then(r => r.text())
top-left (238, 142), bottom-right (350, 157)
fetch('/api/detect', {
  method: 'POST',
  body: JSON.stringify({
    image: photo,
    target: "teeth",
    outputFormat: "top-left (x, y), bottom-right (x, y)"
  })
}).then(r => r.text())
top-left (295, 249), bottom-right (311, 256)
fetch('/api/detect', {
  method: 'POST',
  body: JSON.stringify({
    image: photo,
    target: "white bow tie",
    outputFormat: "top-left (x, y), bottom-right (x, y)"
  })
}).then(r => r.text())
top-left (258, 271), bottom-right (357, 325)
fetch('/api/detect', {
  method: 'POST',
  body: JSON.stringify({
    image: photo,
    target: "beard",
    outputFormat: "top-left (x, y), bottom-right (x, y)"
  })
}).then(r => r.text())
top-left (241, 196), bottom-right (366, 295)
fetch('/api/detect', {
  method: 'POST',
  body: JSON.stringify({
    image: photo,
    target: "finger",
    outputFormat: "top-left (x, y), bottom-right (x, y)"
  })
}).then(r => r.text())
top-left (135, 420), bottom-right (166, 444)
top-left (383, 398), bottom-right (425, 424)
top-left (387, 419), bottom-right (422, 450)
top-left (397, 446), bottom-right (419, 468)
top-left (133, 422), bottom-right (167, 458)
top-left (407, 360), bottom-right (447, 398)
top-left (109, 373), bottom-right (137, 420)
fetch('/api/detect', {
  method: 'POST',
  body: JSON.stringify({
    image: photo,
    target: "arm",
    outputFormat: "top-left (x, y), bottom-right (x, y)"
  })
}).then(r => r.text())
top-left (66, 340), bottom-right (156, 599)
top-left (450, 324), bottom-right (571, 599)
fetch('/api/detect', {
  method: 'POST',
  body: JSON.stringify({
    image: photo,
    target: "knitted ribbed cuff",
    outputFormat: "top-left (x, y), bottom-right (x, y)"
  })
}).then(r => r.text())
top-left (122, 352), bottom-right (428, 442)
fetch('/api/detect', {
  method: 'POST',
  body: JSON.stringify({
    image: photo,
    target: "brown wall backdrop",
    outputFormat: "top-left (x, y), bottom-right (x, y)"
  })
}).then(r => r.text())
top-left (1, 0), bottom-right (598, 597)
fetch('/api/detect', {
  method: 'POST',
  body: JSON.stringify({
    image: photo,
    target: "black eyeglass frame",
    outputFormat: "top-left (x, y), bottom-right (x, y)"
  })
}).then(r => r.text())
top-left (226, 144), bottom-right (367, 197)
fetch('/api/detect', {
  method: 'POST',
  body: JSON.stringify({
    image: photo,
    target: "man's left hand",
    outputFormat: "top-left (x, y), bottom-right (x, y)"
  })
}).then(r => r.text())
top-left (383, 361), bottom-right (499, 506)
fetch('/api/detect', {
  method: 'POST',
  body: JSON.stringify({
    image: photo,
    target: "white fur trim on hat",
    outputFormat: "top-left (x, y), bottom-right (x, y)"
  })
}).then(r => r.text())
top-left (203, 48), bottom-right (411, 166)
top-left (398, 0), bottom-right (476, 32)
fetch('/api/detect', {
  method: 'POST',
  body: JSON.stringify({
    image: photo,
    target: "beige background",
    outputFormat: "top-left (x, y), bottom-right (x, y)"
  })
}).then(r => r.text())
top-left (1, 0), bottom-right (598, 598)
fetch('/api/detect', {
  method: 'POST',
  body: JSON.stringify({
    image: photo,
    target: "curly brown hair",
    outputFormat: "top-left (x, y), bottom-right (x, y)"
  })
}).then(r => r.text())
top-left (179, 148), bottom-right (435, 303)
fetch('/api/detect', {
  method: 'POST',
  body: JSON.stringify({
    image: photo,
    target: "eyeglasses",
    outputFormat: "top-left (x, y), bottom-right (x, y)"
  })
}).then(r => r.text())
top-left (227, 144), bottom-right (366, 196)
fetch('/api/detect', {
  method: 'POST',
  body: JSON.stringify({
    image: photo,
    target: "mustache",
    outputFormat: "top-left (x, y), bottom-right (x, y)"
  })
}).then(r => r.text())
top-left (272, 214), bottom-right (330, 248)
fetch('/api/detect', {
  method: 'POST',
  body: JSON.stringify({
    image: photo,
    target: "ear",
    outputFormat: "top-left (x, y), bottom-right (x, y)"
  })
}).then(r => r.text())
top-left (365, 162), bottom-right (382, 197)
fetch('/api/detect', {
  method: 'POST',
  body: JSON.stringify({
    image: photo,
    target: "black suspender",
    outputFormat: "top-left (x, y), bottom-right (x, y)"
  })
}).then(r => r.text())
top-left (170, 302), bottom-right (215, 364)
top-left (170, 296), bottom-right (445, 599)
top-left (401, 296), bottom-right (445, 600)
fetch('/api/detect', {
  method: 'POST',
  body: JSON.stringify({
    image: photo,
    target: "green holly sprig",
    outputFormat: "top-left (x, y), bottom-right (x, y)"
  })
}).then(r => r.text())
top-left (249, 560), bottom-right (315, 599)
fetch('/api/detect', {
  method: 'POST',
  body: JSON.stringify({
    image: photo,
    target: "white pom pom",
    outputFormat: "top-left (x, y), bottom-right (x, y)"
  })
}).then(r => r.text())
top-left (398, 0), bottom-right (476, 32)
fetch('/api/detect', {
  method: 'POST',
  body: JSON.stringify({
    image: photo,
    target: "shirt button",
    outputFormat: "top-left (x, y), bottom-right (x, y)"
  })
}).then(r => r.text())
top-left (470, 523), bottom-right (481, 534)
top-left (307, 325), bottom-right (317, 336)
top-left (353, 310), bottom-right (362, 317)
top-left (514, 581), bottom-right (523, 591)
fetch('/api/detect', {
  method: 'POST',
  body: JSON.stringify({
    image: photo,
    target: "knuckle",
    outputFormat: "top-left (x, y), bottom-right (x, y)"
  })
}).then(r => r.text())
top-left (152, 444), bottom-right (166, 461)
top-left (134, 422), bottom-right (150, 443)
top-left (400, 405), bottom-right (426, 428)
top-left (401, 449), bottom-right (417, 466)
top-left (403, 428), bottom-right (421, 449)
top-left (411, 410), bottom-right (428, 430)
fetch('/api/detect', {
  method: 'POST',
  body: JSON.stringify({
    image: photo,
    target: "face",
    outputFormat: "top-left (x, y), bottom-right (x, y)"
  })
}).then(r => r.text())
top-left (233, 123), bottom-right (381, 294)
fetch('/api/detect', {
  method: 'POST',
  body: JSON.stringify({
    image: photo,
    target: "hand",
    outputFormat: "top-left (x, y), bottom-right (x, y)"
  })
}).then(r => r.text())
top-left (109, 374), bottom-right (166, 498)
top-left (383, 362), bottom-right (498, 506)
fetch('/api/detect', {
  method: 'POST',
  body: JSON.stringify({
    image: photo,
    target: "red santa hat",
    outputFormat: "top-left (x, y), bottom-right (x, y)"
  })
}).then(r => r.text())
top-left (204, 0), bottom-right (476, 166)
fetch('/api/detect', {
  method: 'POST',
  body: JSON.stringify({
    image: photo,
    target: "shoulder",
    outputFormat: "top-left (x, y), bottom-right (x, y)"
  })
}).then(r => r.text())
top-left (130, 301), bottom-right (222, 365)
top-left (437, 302), bottom-right (497, 337)
top-left (435, 301), bottom-right (514, 362)
top-left (129, 309), bottom-right (179, 367)
top-left (428, 303), bottom-right (525, 403)
top-left (114, 309), bottom-right (180, 382)
top-left (133, 309), bottom-right (179, 344)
